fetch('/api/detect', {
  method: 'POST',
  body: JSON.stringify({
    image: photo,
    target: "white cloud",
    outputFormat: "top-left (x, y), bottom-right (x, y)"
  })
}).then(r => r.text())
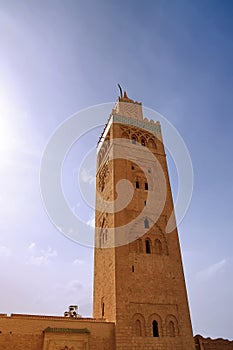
top-left (28, 242), bottom-right (36, 250)
top-left (28, 247), bottom-right (57, 266)
top-left (0, 245), bottom-right (11, 257)
top-left (80, 168), bottom-right (95, 184)
top-left (196, 259), bottom-right (227, 281)
top-left (73, 258), bottom-right (85, 265)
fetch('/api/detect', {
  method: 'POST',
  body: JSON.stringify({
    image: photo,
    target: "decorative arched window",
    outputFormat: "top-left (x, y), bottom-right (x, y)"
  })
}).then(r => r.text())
top-left (141, 138), bottom-right (146, 146)
top-left (152, 320), bottom-right (159, 337)
top-left (144, 218), bottom-right (149, 228)
top-left (145, 239), bottom-right (151, 254)
top-left (155, 239), bottom-right (162, 255)
top-left (148, 139), bottom-right (156, 149)
top-left (132, 136), bottom-right (137, 144)
top-left (122, 132), bottom-right (129, 139)
top-left (168, 320), bottom-right (175, 337)
top-left (132, 313), bottom-right (146, 337)
top-left (166, 315), bottom-right (179, 337)
top-left (135, 319), bottom-right (142, 336)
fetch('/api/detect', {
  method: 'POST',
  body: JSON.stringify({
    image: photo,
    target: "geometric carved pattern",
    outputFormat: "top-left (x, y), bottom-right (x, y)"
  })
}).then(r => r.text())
top-left (98, 163), bottom-right (109, 192)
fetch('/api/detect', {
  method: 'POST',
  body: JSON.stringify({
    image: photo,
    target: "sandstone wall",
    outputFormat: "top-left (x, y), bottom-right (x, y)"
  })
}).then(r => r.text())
top-left (0, 314), bottom-right (115, 350)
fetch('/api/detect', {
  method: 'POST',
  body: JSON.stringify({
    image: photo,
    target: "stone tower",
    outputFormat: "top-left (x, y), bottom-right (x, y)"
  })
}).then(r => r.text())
top-left (93, 91), bottom-right (195, 350)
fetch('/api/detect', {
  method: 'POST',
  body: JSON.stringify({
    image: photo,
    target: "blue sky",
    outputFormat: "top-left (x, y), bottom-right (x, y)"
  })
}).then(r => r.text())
top-left (0, 0), bottom-right (233, 340)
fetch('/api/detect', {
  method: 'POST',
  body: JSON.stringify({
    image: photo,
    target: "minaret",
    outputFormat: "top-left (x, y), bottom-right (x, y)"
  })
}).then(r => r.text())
top-left (93, 91), bottom-right (195, 350)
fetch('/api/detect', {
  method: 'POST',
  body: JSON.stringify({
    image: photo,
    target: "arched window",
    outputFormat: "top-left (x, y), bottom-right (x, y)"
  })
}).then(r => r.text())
top-left (132, 314), bottom-right (145, 337)
top-left (122, 132), bottom-right (129, 139)
top-left (155, 239), bottom-right (162, 254)
top-left (145, 239), bottom-right (151, 254)
top-left (148, 139), bottom-right (156, 149)
top-left (152, 320), bottom-right (159, 337)
top-left (168, 320), bottom-right (175, 337)
top-left (135, 319), bottom-right (142, 336)
top-left (144, 218), bottom-right (149, 228)
top-left (141, 138), bottom-right (146, 146)
top-left (132, 136), bottom-right (137, 144)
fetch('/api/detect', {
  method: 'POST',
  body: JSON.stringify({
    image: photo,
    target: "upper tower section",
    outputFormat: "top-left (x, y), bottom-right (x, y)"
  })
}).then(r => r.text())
top-left (113, 90), bottom-right (143, 120)
top-left (97, 88), bottom-right (162, 160)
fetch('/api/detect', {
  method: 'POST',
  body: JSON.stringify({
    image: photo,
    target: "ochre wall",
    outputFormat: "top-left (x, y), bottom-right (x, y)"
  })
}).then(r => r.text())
top-left (0, 314), bottom-right (115, 350)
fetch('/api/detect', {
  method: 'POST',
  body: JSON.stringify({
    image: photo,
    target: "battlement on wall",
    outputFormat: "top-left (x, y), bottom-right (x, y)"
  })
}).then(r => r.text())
top-left (194, 335), bottom-right (233, 350)
top-left (0, 313), bottom-right (107, 322)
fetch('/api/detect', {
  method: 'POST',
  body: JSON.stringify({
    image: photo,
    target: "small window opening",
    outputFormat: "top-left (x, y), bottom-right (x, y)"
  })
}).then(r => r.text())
top-left (131, 165), bottom-right (134, 170)
top-left (141, 138), bottom-right (146, 146)
top-left (145, 183), bottom-right (148, 190)
top-left (136, 181), bottom-right (139, 189)
top-left (144, 218), bottom-right (149, 228)
top-left (132, 136), bottom-right (136, 144)
top-left (152, 320), bottom-right (159, 337)
top-left (145, 239), bottom-right (151, 254)
top-left (101, 302), bottom-right (105, 318)
top-left (148, 169), bottom-right (151, 173)
top-left (132, 265), bottom-right (134, 272)
top-left (144, 200), bottom-right (147, 206)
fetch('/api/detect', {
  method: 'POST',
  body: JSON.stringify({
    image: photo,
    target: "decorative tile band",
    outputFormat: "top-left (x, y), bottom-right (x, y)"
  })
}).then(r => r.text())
top-left (112, 114), bottom-right (161, 135)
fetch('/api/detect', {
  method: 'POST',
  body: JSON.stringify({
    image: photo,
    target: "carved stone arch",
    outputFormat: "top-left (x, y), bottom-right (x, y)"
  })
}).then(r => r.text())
top-left (122, 131), bottom-right (130, 139)
top-left (145, 236), bottom-right (152, 254)
top-left (154, 238), bottom-right (163, 255)
top-left (151, 224), bottom-right (169, 255)
top-left (131, 134), bottom-right (138, 144)
top-left (148, 313), bottom-right (163, 337)
top-left (165, 314), bottom-right (179, 337)
top-left (159, 234), bottom-right (169, 255)
top-left (148, 138), bottom-right (157, 149)
top-left (132, 313), bottom-right (146, 337)
top-left (140, 136), bottom-right (147, 147)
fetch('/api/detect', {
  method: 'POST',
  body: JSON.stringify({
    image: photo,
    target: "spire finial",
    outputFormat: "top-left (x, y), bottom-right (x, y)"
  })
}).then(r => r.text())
top-left (117, 83), bottom-right (123, 98)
